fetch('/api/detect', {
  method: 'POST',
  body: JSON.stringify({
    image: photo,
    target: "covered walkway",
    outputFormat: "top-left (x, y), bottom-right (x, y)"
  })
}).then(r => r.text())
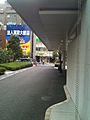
top-left (6, 0), bottom-right (90, 119)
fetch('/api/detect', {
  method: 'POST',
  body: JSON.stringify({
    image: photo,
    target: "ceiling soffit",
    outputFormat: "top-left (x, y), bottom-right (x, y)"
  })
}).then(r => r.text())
top-left (7, 0), bottom-right (82, 50)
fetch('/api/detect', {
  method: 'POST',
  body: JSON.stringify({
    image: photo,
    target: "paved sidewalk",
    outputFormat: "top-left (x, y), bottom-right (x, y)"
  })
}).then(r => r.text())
top-left (0, 65), bottom-right (66, 120)
top-left (45, 86), bottom-right (80, 120)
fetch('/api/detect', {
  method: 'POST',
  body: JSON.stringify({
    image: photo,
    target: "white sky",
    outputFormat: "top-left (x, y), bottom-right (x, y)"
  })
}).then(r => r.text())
top-left (0, 0), bottom-right (6, 3)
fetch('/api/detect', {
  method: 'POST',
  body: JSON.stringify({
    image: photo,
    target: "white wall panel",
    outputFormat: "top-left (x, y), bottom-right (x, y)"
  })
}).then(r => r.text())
top-left (67, 0), bottom-right (90, 120)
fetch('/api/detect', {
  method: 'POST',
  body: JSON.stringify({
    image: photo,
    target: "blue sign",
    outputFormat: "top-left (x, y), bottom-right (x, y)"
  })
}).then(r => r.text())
top-left (6, 25), bottom-right (31, 43)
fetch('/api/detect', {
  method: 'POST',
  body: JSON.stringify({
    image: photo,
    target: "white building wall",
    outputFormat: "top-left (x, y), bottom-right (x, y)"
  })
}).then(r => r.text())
top-left (67, 37), bottom-right (78, 104)
top-left (67, 0), bottom-right (90, 120)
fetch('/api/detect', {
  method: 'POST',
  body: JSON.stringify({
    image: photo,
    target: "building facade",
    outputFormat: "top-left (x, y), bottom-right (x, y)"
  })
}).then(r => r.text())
top-left (0, 2), bottom-right (24, 25)
top-left (0, 2), bottom-right (52, 59)
top-left (35, 36), bottom-right (53, 63)
top-left (0, 2), bottom-right (25, 49)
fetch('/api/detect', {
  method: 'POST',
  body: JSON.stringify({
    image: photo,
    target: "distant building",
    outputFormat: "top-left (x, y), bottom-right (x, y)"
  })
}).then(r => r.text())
top-left (0, 2), bottom-right (53, 60)
top-left (0, 2), bottom-right (24, 25)
top-left (0, 2), bottom-right (25, 49)
top-left (35, 35), bottom-right (53, 63)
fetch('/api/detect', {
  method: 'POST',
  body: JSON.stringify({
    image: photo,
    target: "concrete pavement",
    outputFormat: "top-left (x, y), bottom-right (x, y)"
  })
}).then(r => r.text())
top-left (0, 65), bottom-right (66, 120)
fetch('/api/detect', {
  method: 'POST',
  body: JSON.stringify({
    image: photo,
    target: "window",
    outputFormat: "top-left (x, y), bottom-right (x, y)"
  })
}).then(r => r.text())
top-left (7, 14), bottom-right (17, 18)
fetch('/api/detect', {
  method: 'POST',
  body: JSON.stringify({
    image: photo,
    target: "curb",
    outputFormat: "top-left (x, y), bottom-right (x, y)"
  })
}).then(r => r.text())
top-left (44, 85), bottom-right (71, 120)
top-left (0, 67), bottom-right (33, 81)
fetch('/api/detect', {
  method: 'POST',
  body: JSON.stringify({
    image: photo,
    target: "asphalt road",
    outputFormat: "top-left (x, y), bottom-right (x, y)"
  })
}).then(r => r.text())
top-left (0, 65), bottom-right (66, 120)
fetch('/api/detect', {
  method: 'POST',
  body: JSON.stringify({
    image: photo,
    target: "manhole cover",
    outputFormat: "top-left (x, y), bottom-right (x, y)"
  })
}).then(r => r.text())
top-left (41, 96), bottom-right (52, 101)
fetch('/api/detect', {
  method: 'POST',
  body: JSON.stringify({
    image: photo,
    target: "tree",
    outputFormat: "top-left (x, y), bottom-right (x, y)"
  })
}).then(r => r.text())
top-left (0, 48), bottom-right (14, 63)
top-left (7, 35), bottom-right (22, 61)
top-left (53, 50), bottom-right (59, 61)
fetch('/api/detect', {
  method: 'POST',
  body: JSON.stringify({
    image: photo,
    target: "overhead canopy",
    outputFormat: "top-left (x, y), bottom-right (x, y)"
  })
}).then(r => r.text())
top-left (7, 0), bottom-right (84, 50)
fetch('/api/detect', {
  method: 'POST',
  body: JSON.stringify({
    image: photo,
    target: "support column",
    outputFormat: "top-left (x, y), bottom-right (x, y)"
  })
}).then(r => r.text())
top-left (33, 33), bottom-right (36, 60)
top-left (62, 38), bottom-right (67, 70)
top-left (30, 31), bottom-right (36, 60)
top-left (30, 31), bottom-right (33, 59)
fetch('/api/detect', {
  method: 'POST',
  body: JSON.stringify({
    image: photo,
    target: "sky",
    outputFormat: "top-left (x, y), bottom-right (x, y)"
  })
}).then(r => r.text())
top-left (0, 0), bottom-right (6, 3)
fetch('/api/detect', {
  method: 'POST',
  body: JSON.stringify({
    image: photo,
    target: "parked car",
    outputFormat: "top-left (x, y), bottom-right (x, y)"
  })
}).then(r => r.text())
top-left (19, 57), bottom-right (32, 62)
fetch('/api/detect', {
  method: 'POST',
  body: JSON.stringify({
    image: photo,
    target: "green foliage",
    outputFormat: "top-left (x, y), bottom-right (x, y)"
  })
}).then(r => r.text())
top-left (0, 67), bottom-right (6, 75)
top-left (6, 49), bottom-right (14, 62)
top-left (53, 50), bottom-right (59, 59)
top-left (53, 50), bottom-right (62, 59)
top-left (7, 35), bottom-right (22, 61)
top-left (0, 62), bottom-right (33, 71)
top-left (0, 49), bottom-right (14, 64)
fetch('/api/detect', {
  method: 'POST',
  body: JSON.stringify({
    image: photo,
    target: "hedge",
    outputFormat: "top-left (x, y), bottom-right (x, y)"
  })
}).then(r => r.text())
top-left (0, 67), bottom-right (6, 75)
top-left (0, 62), bottom-right (33, 71)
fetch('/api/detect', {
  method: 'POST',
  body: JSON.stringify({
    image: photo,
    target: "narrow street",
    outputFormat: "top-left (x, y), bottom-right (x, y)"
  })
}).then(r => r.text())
top-left (0, 65), bottom-right (66, 120)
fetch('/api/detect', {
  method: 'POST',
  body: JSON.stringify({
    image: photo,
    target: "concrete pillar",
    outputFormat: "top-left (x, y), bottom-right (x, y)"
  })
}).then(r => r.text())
top-left (62, 38), bottom-right (67, 70)
top-left (62, 50), bottom-right (66, 70)
top-left (30, 31), bottom-right (33, 58)
top-left (33, 33), bottom-right (36, 60)
top-left (30, 31), bottom-right (36, 60)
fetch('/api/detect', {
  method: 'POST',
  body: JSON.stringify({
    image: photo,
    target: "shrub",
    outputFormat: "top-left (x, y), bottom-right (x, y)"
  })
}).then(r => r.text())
top-left (0, 67), bottom-right (6, 75)
top-left (0, 62), bottom-right (33, 71)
